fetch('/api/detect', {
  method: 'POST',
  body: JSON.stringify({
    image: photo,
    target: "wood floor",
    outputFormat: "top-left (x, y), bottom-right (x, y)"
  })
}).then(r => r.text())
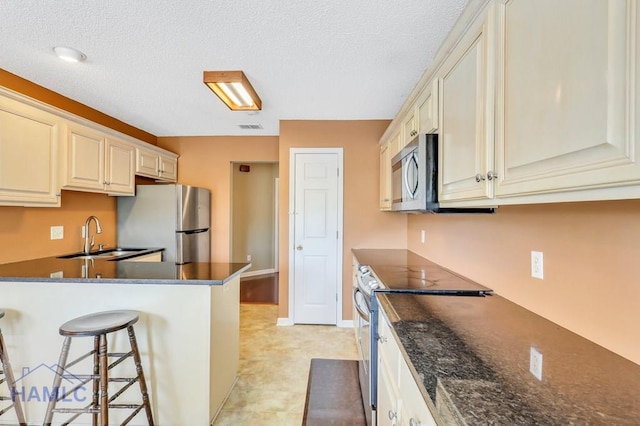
top-left (240, 273), bottom-right (279, 304)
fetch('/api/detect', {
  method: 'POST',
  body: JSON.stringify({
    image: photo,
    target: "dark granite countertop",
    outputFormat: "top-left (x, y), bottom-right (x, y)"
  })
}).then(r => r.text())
top-left (0, 251), bottom-right (250, 285)
top-left (354, 249), bottom-right (640, 425)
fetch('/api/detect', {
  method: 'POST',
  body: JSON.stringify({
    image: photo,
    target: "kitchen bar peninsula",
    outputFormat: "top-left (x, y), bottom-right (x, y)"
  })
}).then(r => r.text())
top-left (0, 255), bottom-right (250, 425)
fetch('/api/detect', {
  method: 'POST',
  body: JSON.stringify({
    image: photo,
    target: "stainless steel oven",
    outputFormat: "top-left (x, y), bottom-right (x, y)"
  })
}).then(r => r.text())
top-left (353, 265), bottom-right (380, 426)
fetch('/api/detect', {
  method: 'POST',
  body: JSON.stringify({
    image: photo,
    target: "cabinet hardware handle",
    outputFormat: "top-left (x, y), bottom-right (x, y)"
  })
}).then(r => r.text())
top-left (296, 245), bottom-right (303, 251)
top-left (378, 335), bottom-right (387, 343)
top-left (388, 410), bottom-right (397, 420)
top-left (487, 171), bottom-right (498, 180)
top-left (475, 173), bottom-right (486, 182)
top-left (410, 418), bottom-right (422, 426)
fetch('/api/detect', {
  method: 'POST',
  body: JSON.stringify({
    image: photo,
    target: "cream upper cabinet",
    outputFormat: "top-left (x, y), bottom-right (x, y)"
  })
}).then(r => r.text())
top-left (438, 5), bottom-right (496, 203)
top-left (417, 79), bottom-right (439, 135)
top-left (104, 137), bottom-right (135, 195)
top-left (399, 79), bottom-right (440, 151)
top-left (494, 0), bottom-right (640, 199)
top-left (62, 122), bottom-right (135, 195)
top-left (158, 153), bottom-right (178, 181)
top-left (135, 145), bottom-right (178, 182)
top-left (0, 93), bottom-right (61, 207)
top-left (401, 109), bottom-right (418, 149)
top-left (380, 139), bottom-right (393, 211)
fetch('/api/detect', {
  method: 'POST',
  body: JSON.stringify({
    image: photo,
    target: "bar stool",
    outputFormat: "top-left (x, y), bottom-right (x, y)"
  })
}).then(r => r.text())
top-left (0, 310), bottom-right (26, 425)
top-left (43, 310), bottom-right (154, 426)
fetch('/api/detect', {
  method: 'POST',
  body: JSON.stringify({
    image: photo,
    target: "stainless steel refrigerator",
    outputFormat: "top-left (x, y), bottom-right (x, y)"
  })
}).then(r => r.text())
top-left (117, 184), bottom-right (211, 264)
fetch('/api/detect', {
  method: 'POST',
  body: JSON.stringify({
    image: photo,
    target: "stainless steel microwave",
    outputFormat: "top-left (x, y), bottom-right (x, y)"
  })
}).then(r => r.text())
top-left (391, 134), bottom-right (495, 214)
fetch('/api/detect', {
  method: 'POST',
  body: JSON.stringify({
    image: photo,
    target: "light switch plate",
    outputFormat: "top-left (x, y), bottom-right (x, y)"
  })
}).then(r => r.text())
top-left (50, 226), bottom-right (64, 240)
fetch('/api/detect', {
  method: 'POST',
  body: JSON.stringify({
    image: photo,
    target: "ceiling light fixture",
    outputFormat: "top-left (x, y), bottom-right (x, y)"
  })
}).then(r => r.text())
top-left (203, 71), bottom-right (262, 111)
top-left (53, 46), bottom-right (86, 63)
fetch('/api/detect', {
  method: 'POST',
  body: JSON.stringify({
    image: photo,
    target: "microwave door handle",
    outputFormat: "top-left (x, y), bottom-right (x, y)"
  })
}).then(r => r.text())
top-left (405, 153), bottom-right (419, 199)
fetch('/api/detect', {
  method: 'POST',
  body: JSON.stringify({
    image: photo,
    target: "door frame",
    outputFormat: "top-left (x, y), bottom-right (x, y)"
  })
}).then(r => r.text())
top-left (287, 148), bottom-right (344, 326)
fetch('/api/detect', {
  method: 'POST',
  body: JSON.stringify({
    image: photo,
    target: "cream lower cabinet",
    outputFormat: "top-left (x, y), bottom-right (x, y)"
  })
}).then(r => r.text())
top-left (438, 3), bottom-right (496, 204)
top-left (62, 122), bottom-right (135, 195)
top-left (136, 145), bottom-right (178, 182)
top-left (378, 308), bottom-right (437, 426)
top-left (493, 0), bottom-right (640, 200)
top-left (0, 93), bottom-right (61, 206)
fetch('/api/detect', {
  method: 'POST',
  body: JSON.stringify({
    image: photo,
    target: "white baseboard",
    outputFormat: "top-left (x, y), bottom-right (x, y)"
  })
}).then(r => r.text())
top-left (276, 317), bottom-right (294, 326)
top-left (241, 268), bottom-right (277, 278)
top-left (337, 320), bottom-right (354, 328)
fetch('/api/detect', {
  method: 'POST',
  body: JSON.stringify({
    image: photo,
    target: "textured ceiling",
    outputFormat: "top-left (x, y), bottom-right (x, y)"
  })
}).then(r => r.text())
top-left (0, 0), bottom-right (467, 137)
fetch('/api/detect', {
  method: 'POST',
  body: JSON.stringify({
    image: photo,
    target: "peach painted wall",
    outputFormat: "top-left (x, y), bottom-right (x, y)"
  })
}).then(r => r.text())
top-left (0, 191), bottom-right (117, 264)
top-left (157, 136), bottom-right (279, 262)
top-left (279, 121), bottom-right (408, 321)
top-left (406, 200), bottom-right (640, 365)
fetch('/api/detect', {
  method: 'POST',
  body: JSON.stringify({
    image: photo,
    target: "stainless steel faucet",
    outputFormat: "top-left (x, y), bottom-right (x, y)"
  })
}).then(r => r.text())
top-left (83, 215), bottom-right (103, 254)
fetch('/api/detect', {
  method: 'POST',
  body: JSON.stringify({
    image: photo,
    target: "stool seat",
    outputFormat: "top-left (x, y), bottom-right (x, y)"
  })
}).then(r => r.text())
top-left (59, 310), bottom-right (139, 336)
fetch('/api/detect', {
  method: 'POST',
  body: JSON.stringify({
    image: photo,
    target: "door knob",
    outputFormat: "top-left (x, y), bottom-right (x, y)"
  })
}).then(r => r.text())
top-left (296, 245), bottom-right (303, 251)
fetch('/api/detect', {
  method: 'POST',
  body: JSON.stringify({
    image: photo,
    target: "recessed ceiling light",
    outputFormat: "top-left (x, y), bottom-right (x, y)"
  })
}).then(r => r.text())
top-left (53, 46), bottom-right (86, 63)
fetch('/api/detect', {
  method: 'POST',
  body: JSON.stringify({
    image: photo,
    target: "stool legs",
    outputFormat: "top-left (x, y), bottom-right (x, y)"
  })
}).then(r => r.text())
top-left (99, 334), bottom-right (108, 426)
top-left (127, 326), bottom-right (153, 425)
top-left (43, 336), bottom-right (72, 425)
top-left (92, 336), bottom-right (99, 426)
top-left (44, 327), bottom-right (154, 425)
top-left (0, 329), bottom-right (26, 426)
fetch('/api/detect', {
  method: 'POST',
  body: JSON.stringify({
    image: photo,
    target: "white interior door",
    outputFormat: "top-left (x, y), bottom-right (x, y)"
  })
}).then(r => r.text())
top-left (291, 150), bottom-right (342, 325)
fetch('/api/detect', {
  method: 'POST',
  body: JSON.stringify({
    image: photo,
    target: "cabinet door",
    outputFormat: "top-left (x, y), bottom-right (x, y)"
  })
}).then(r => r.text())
top-left (136, 146), bottom-right (160, 178)
top-left (495, 0), bottom-right (640, 197)
top-left (439, 6), bottom-right (495, 202)
top-left (402, 111), bottom-right (418, 148)
top-left (159, 153), bottom-right (178, 182)
top-left (64, 123), bottom-right (106, 191)
top-left (417, 79), bottom-right (439, 134)
top-left (380, 140), bottom-right (393, 210)
top-left (378, 356), bottom-right (401, 426)
top-left (105, 137), bottom-right (135, 195)
top-left (0, 96), bottom-right (61, 206)
top-left (399, 353), bottom-right (437, 426)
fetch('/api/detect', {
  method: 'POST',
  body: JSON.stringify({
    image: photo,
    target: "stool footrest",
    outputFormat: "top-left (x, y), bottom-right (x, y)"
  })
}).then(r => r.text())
top-left (64, 349), bottom-right (96, 370)
top-left (108, 351), bottom-right (133, 370)
top-left (53, 407), bottom-right (100, 414)
top-left (0, 403), bottom-right (16, 416)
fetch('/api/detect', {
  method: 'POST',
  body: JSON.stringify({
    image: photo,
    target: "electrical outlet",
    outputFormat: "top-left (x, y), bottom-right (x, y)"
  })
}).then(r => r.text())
top-left (531, 251), bottom-right (544, 279)
top-left (420, 229), bottom-right (426, 244)
top-left (50, 271), bottom-right (64, 278)
top-left (529, 346), bottom-right (543, 380)
top-left (247, 254), bottom-right (252, 262)
top-left (50, 226), bottom-right (64, 240)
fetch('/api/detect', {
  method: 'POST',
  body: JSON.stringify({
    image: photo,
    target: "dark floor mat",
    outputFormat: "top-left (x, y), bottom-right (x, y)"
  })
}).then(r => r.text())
top-left (302, 358), bottom-right (367, 426)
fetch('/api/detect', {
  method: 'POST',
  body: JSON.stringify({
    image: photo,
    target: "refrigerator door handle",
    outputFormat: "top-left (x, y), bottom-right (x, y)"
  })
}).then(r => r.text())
top-left (180, 229), bottom-right (209, 235)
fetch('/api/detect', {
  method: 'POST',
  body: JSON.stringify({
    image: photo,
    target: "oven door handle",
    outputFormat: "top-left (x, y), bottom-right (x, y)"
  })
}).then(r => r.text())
top-left (352, 287), bottom-right (370, 322)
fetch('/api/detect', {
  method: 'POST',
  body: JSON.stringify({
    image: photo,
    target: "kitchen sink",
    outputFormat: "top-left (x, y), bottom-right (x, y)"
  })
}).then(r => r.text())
top-left (57, 248), bottom-right (148, 260)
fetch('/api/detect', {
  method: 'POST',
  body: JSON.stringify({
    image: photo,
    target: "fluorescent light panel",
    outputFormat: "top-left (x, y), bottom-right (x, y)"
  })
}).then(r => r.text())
top-left (203, 71), bottom-right (262, 111)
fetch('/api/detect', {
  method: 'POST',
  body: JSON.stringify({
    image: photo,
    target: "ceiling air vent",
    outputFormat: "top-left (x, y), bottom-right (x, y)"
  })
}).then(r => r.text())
top-left (238, 123), bottom-right (263, 130)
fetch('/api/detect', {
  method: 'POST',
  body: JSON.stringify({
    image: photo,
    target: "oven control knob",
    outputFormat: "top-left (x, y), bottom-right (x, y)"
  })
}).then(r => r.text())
top-left (369, 281), bottom-right (379, 290)
top-left (358, 265), bottom-right (370, 275)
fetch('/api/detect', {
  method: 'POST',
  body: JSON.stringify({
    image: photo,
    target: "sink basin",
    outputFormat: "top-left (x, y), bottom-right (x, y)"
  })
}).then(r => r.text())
top-left (57, 248), bottom-right (147, 260)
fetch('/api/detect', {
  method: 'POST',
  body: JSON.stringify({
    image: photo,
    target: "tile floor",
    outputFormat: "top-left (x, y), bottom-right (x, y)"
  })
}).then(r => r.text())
top-left (213, 304), bottom-right (359, 425)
